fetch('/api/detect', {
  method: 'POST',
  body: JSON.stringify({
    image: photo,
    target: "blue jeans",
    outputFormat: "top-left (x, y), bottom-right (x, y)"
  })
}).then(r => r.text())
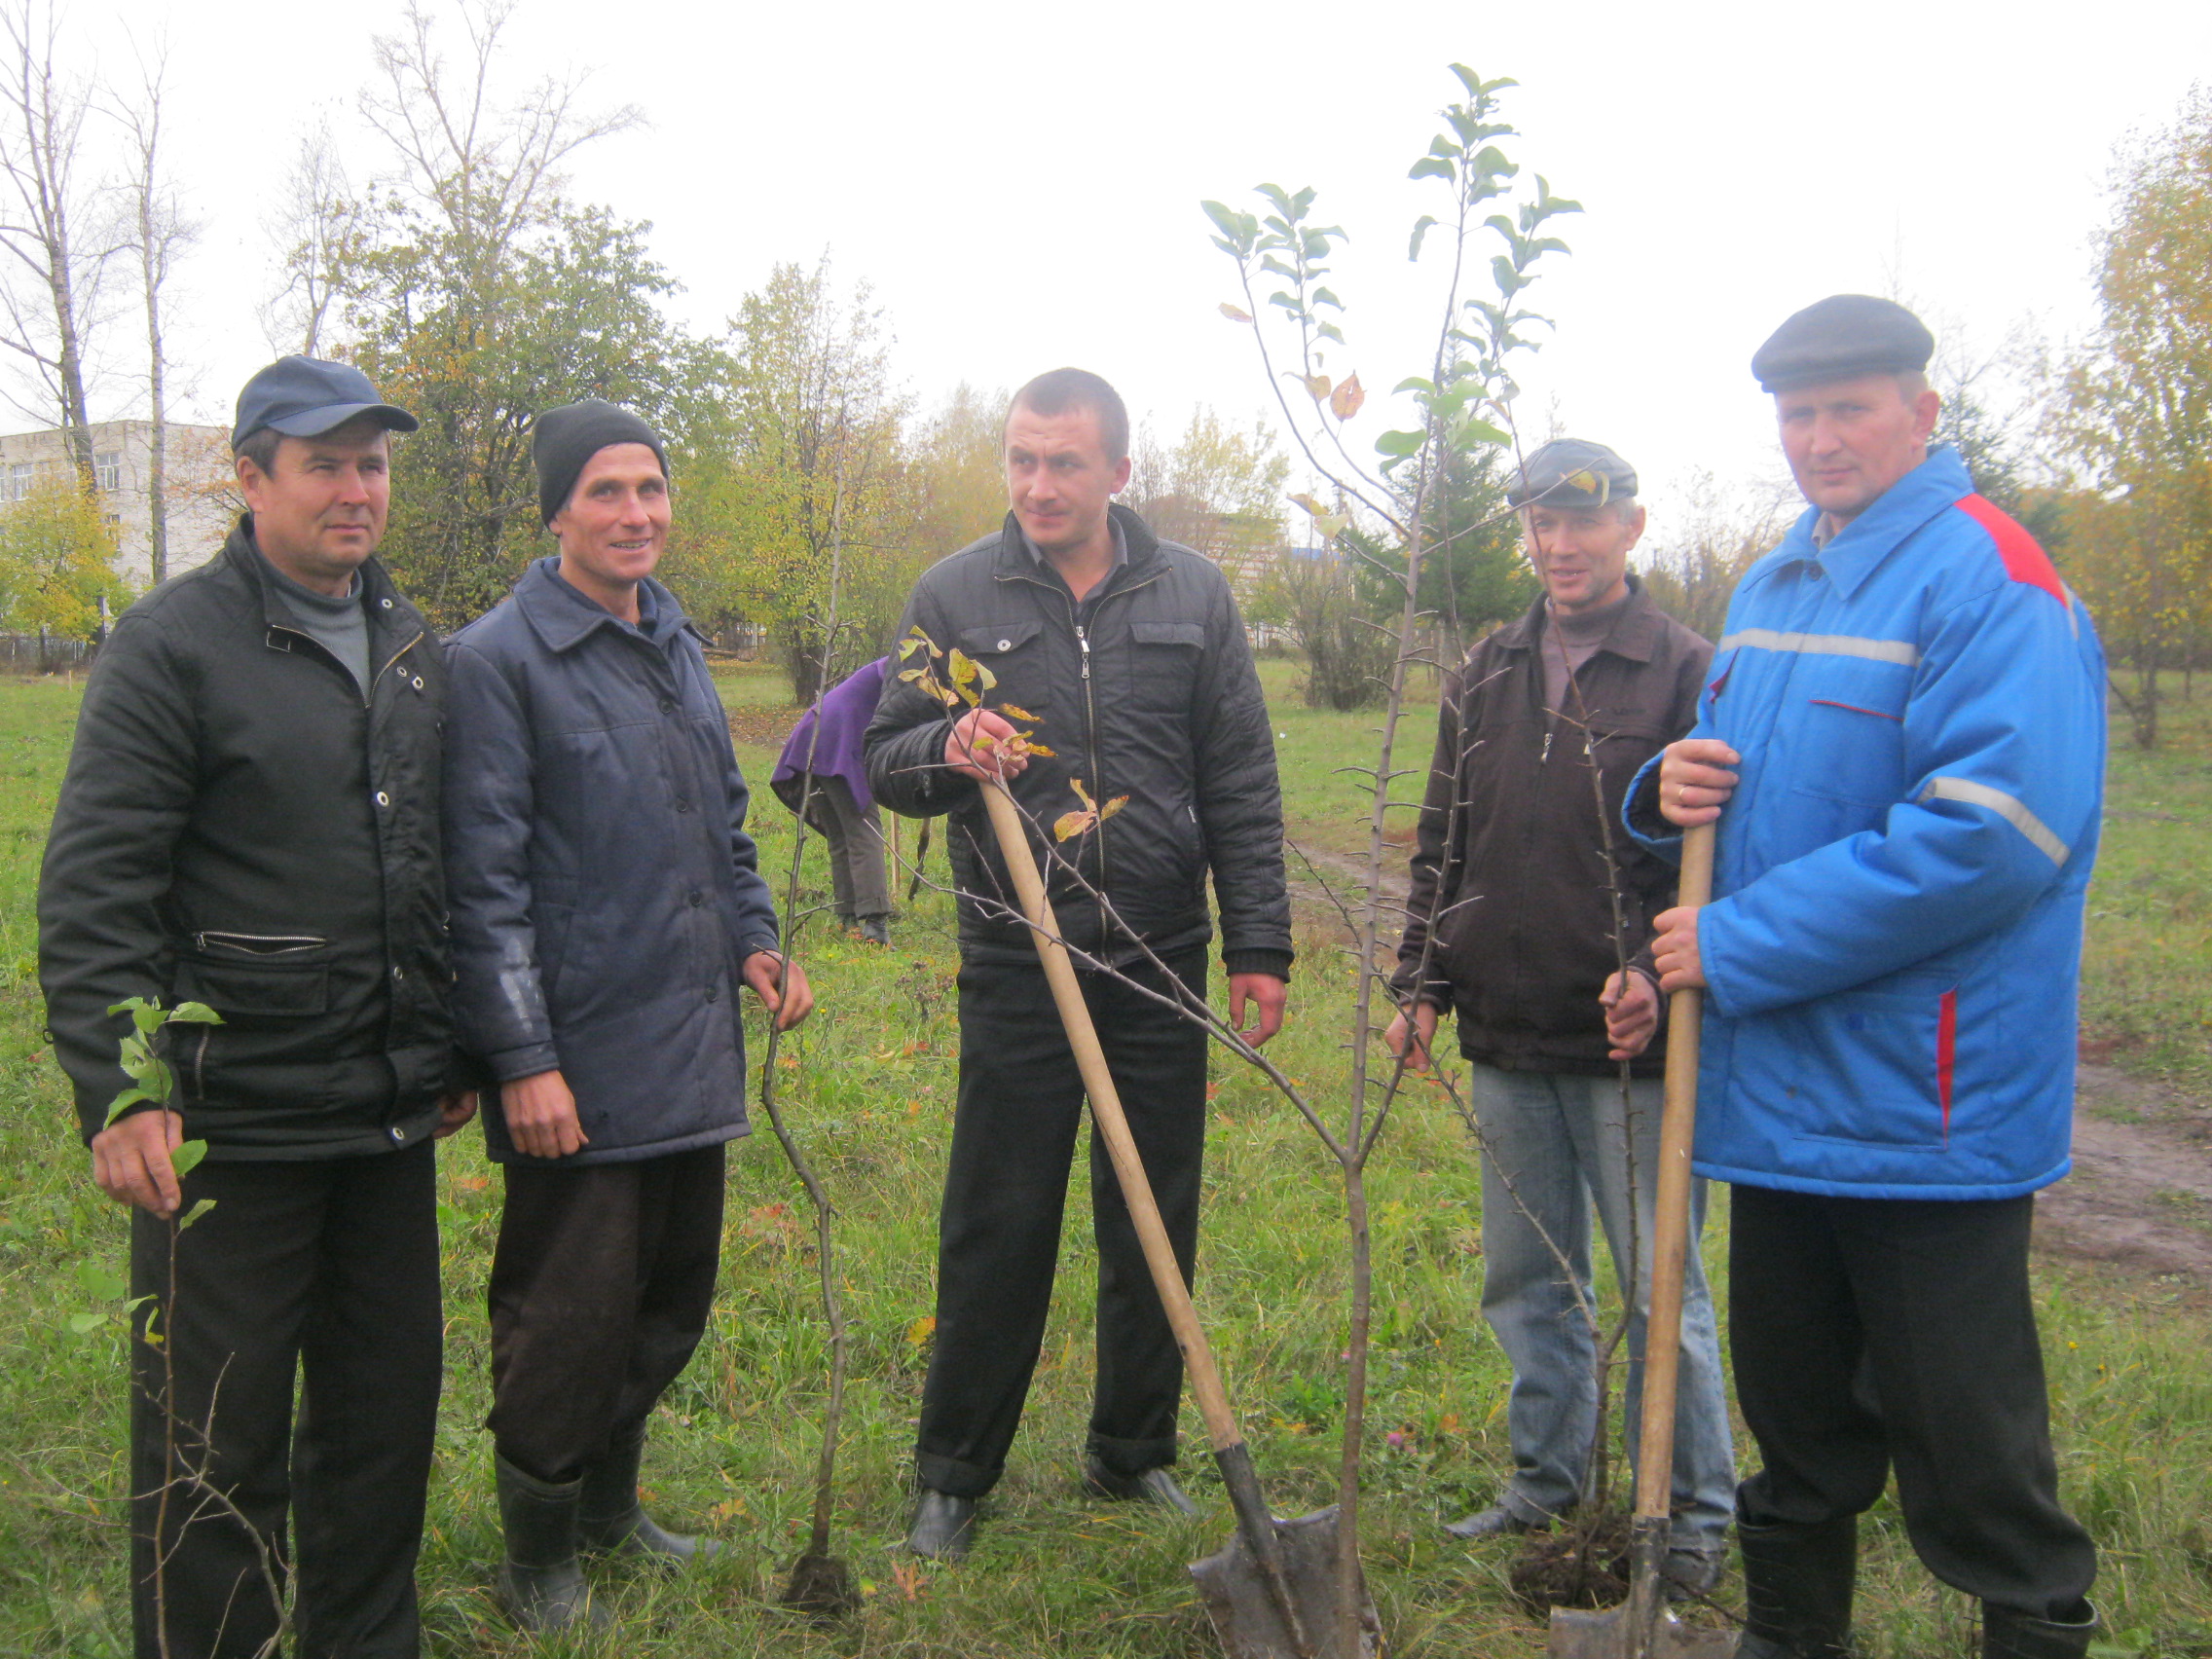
top-left (1466, 1060), bottom-right (1734, 1554)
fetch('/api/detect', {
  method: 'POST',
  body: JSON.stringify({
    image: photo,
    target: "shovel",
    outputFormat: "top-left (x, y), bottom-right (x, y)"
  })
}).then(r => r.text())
top-left (1548, 821), bottom-right (1734, 1659)
top-left (980, 781), bottom-right (1378, 1659)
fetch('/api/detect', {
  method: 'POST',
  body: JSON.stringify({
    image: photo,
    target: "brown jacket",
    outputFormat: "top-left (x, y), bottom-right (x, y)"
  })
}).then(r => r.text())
top-left (1393, 578), bottom-right (1712, 1076)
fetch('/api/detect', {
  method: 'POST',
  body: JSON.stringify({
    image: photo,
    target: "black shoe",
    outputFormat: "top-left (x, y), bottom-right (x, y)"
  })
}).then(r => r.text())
top-left (1737, 1514), bottom-right (1856, 1657)
top-left (905, 1488), bottom-right (977, 1560)
top-left (1082, 1456), bottom-right (1199, 1517)
top-left (494, 1456), bottom-right (609, 1633)
top-left (1443, 1502), bottom-right (1548, 1540)
top-left (1984, 1600), bottom-right (2098, 1659)
top-left (577, 1422), bottom-right (724, 1565)
top-left (856, 914), bottom-right (891, 946)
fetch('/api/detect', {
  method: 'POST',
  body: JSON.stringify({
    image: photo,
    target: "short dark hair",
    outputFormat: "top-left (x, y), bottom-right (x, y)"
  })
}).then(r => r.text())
top-left (1008, 368), bottom-right (1129, 462)
top-left (234, 415), bottom-right (393, 478)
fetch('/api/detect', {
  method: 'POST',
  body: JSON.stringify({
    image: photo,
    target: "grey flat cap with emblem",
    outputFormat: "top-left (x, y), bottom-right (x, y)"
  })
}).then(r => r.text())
top-left (1751, 294), bottom-right (1936, 392)
top-left (1507, 437), bottom-right (1639, 509)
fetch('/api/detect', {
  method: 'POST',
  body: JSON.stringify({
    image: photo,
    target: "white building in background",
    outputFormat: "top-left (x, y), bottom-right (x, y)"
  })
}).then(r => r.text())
top-left (0, 418), bottom-right (235, 590)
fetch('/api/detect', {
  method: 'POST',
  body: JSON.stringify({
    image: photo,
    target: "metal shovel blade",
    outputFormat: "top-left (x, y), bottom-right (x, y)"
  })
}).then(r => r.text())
top-left (1547, 1602), bottom-right (1738, 1658)
top-left (1191, 1507), bottom-right (1381, 1659)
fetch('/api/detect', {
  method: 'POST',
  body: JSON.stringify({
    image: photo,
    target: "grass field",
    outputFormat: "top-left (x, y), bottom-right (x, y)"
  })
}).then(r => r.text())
top-left (0, 658), bottom-right (2208, 1656)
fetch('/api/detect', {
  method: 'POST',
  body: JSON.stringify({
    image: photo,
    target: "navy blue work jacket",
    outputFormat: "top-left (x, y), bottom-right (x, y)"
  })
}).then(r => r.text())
top-left (443, 559), bottom-right (783, 1163)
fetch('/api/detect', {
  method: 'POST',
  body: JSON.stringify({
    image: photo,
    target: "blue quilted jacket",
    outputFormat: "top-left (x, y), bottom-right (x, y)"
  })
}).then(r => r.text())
top-left (1628, 448), bottom-right (2106, 1198)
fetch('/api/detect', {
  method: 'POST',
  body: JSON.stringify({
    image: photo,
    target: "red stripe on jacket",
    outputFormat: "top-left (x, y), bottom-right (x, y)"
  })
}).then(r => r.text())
top-left (1936, 988), bottom-right (1958, 1139)
top-left (1956, 494), bottom-right (2068, 608)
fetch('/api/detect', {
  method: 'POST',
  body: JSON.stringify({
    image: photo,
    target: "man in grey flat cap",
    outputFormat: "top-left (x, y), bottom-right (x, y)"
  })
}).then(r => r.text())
top-left (40, 356), bottom-right (469, 1657)
top-left (1635, 295), bottom-right (2104, 1657)
top-left (1384, 437), bottom-right (1732, 1592)
top-left (443, 399), bottom-right (813, 1630)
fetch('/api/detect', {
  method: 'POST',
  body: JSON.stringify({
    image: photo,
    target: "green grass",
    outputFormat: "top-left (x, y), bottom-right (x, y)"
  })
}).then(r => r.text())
top-left (1, 661), bottom-right (2209, 1656)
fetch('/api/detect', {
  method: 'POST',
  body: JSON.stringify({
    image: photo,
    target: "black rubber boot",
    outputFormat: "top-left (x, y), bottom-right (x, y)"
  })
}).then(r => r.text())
top-left (1984, 1600), bottom-right (2098, 1659)
top-left (495, 1455), bottom-right (608, 1632)
top-left (577, 1421), bottom-right (723, 1564)
top-left (904, 1488), bottom-right (977, 1560)
top-left (1735, 1515), bottom-right (1857, 1657)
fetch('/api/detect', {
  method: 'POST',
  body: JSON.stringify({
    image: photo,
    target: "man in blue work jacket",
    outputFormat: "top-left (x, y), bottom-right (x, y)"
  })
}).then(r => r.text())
top-left (1634, 295), bottom-right (2102, 1659)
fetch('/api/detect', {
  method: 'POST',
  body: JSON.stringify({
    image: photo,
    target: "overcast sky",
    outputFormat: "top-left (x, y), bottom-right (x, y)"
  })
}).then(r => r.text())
top-left (55, 0), bottom-right (2212, 541)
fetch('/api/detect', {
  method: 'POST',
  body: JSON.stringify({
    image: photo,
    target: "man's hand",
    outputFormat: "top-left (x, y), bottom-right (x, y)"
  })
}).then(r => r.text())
top-left (942, 708), bottom-right (1029, 783)
top-left (91, 1108), bottom-right (184, 1218)
top-left (433, 1090), bottom-right (478, 1140)
top-left (501, 1069), bottom-right (588, 1160)
top-left (744, 951), bottom-right (815, 1030)
top-left (1602, 969), bottom-right (1661, 1061)
top-left (1657, 737), bottom-right (1741, 828)
top-left (1228, 973), bottom-right (1287, 1049)
top-left (1650, 906), bottom-right (1708, 994)
top-left (1382, 1001), bottom-right (1440, 1072)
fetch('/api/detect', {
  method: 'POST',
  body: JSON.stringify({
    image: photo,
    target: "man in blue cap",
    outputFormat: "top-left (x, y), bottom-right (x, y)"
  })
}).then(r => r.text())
top-left (40, 356), bottom-right (470, 1657)
top-left (1639, 296), bottom-right (2104, 1658)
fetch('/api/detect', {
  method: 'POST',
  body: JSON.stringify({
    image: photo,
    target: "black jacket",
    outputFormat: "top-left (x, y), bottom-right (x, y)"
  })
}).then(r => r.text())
top-left (866, 504), bottom-right (1292, 977)
top-left (443, 561), bottom-right (784, 1164)
top-left (39, 519), bottom-right (457, 1155)
top-left (1393, 579), bottom-right (1711, 1076)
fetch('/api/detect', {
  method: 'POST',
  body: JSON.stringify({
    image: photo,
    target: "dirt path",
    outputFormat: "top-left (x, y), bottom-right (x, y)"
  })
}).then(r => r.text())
top-left (2037, 1063), bottom-right (2212, 1281)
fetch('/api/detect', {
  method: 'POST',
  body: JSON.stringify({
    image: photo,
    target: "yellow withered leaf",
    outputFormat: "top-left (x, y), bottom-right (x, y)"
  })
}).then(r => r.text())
top-left (1220, 302), bottom-right (1253, 323)
top-left (1053, 810), bottom-right (1096, 842)
top-left (1330, 372), bottom-right (1366, 420)
top-left (999, 703), bottom-right (1040, 722)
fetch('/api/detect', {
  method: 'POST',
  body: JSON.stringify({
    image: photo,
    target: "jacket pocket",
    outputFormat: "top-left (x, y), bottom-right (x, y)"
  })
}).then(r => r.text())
top-left (1126, 620), bottom-right (1204, 714)
top-left (957, 621), bottom-right (1052, 718)
top-left (174, 933), bottom-right (333, 1022)
top-left (1780, 980), bottom-right (1950, 1151)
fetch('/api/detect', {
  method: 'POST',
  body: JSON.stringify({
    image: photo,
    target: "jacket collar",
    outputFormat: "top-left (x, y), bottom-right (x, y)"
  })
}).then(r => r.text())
top-left (1769, 445), bottom-right (1973, 601)
top-left (514, 555), bottom-right (691, 653)
top-left (224, 514), bottom-right (415, 645)
top-left (1493, 573), bottom-right (1665, 665)
top-left (991, 500), bottom-right (1166, 590)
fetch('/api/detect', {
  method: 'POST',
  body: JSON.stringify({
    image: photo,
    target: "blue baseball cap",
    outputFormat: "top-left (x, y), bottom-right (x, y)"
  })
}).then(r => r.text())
top-left (232, 355), bottom-right (419, 449)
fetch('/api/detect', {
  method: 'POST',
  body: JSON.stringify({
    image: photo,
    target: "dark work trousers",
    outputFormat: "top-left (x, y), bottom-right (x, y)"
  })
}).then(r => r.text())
top-left (915, 947), bottom-right (1208, 1498)
top-left (486, 1144), bottom-right (726, 1483)
top-left (802, 776), bottom-right (890, 922)
top-left (1730, 1184), bottom-right (2096, 1621)
top-left (128, 1141), bottom-right (441, 1659)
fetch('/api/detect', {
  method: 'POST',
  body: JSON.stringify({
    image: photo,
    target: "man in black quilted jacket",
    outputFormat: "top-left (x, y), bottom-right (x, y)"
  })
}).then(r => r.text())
top-left (866, 368), bottom-right (1292, 1560)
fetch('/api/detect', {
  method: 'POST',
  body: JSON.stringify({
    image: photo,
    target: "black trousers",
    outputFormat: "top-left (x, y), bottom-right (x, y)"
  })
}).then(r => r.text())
top-left (128, 1142), bottom-right (441, 1659)
top-left (486, 1144), bottom-right (726, 1483)
top-left (916, 948), bottom-right (1208, 1498)
top-left (1730, 1185), bottom-right (2096, 1620)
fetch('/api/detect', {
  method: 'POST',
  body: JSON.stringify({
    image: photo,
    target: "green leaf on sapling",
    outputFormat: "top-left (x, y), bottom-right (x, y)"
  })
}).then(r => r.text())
top-left (171, 1140), bottom-right (208, 1181)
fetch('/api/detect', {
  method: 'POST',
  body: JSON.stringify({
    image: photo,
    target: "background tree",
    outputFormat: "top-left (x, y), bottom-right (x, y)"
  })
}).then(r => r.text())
top-left (1125, 405), bottom-right (1290, 571)
top-left (1347, 443), bottom-right (1530, 659)
top-left (681, 258), bottom-right (914, 699)
top-left (1635, 467), bottom-right (1795, 645)
top-left (113, 44), bottom-right (193, 585)
top-left (0, 0), bottom-right (111, 485)
top-left (2055, 82), bottom-right (2212, 747)
top-left (902, 380), bottom-right (1009, 561)
top-left (257, 124), bottom-right (360, 358)
top-left (0, 469), bottom-right (122, 637)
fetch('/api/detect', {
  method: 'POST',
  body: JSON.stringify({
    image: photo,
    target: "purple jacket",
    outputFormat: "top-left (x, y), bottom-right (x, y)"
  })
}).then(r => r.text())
top-left (772, 657), bottom-right (887, 815)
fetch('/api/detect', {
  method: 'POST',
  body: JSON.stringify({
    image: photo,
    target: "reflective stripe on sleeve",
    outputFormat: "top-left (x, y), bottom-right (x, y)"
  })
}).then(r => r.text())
top-left (1918, 776), bottom-right (2070, 866)
top-left (1715, 628), bottom-right (1920, 667)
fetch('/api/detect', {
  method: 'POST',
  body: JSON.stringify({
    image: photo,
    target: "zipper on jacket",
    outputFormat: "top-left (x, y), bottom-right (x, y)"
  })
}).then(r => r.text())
top-left (193, 930), bottom-right (329, 955)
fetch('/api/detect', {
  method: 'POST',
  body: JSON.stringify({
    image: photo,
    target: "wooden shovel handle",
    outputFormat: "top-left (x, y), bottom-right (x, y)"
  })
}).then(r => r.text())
top-left (979, 783), bottom-right (1243, 1454)
top-left (1632, 821), bottom-right (1714, 1526)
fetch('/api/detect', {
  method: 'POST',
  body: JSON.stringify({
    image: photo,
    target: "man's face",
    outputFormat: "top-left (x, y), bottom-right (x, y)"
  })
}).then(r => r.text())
top-left (1004, 402), bottom-right (1130, 559)
top-left (549, 443), bottom-right (671, 591)
top-left (1523, 500), bottom-right (1645, 614)
top-left (1776, 373), bottom-right (1941, 523)
top-left (236, 420), bottom-right (391, 590)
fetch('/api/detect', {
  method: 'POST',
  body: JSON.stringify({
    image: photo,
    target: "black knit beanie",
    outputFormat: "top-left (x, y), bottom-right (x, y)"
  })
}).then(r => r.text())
top-left (532, 399), bottom-right (670, 528)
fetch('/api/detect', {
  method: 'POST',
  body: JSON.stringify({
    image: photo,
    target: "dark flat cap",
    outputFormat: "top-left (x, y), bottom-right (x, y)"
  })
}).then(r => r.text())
top-left (532, 399), bottom-right (670, 527)
top-left (1751, 295), bottom-right (1935, 392)
top-left (1507, 437), bottom-right (1638, 509)
top-left (233, 355), bottom-right (417, 448)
